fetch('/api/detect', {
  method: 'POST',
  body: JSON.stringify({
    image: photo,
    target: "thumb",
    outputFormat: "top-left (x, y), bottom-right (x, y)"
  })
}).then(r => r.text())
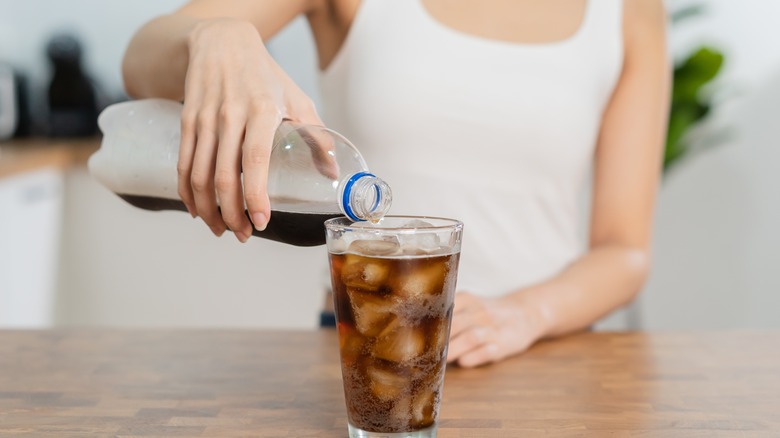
top-left (291, 99), bottom-right (340, 181)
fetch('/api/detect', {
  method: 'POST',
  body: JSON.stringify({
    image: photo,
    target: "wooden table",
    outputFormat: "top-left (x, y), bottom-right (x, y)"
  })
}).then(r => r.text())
top-left (1, 330), bottom-right (778, 437)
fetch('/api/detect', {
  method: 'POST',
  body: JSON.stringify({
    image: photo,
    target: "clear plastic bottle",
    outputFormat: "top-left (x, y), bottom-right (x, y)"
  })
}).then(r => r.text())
top-left (88, 98), bottom-right (392, 246)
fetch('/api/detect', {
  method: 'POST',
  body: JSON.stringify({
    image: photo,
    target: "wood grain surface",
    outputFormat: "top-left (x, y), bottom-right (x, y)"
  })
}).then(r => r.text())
top-left (0, 138), bottom-right (98, 179)
top-left (0, 330), bottom-right (778, 437)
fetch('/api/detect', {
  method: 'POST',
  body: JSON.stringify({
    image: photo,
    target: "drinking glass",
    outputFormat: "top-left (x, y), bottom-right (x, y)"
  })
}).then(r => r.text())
top-left (325, 216), bottom-right (463, 438)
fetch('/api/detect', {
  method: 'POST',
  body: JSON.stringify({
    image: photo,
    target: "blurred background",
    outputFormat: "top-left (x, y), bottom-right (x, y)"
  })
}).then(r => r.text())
top-left (0, 0), bottom-right (777, 329)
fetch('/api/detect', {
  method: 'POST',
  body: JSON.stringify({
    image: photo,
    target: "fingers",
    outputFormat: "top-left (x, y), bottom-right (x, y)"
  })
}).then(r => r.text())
top-left (178, 106), bottom-right (198, 218)
top-left (449, 292), bottom-right (479, 338)
top-left (447, 293), bottom-right (542, 367)
top-left (286, 88), bottom-right (339, 180)
top-left (178, 24), bottom-right (292, 240)
top-left (302, 125), bottom-right (340, 181)
top-left (215, 104), bottom-right (252, 242)
top-left (242, 105), bottom-right (279, 231)
top-left (191, 107), bottom-right (226, 236)
top-left (456, 342), bottom-right (501, 369)
top-left (180, 100), bottom-right (271, 239)
top-left (454, 291), bottom-right (478, 315)
top-left (447, 292), bottom-right (500, 367)
top-left (447, 326), bottom-right (490, 363)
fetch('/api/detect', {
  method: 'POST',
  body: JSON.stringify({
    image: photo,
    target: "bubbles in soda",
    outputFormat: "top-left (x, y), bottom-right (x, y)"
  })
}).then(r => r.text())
top-left (329, 241), bottom-right (459, 433)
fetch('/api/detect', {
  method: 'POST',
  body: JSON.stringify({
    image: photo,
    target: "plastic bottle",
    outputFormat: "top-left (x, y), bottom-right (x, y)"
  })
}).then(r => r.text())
top-left (89, 98), bottom-right (392, 246)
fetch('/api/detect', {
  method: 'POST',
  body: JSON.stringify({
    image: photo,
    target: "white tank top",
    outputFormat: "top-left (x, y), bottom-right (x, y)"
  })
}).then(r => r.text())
top-left (319, 0), bottom-right (623, 296)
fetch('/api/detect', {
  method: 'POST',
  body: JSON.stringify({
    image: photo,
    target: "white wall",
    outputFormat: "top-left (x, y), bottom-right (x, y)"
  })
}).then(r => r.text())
top-left (0, 1), bottom-right (185, 102)
top-left (639, 0), bottom-right (780, 329)
top-left (0, 1), bottom-right (318, 106)
top-left (56, 168), bottom-right (326, 328)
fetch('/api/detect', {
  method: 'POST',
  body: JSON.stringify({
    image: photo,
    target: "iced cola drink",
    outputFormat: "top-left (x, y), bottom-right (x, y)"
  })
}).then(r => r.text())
top-left (325, 217), bottom-right (463, 437)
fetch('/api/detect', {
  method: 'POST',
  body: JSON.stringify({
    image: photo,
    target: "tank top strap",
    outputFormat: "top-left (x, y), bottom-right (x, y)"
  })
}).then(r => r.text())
top-left (577, 0), bottom-right (624, 48)
top-left (321, 0), bottom-right (406, 77)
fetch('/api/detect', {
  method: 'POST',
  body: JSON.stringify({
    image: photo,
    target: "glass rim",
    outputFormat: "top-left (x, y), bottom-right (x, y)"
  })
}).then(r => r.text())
top-left (324, 215), bottom-right (463, 233)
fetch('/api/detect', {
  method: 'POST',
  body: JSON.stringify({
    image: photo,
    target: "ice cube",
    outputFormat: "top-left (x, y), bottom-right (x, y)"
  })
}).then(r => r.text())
top-left (373, 325), bottom-right (427, 363)
top-left (341, 253), bottom-right (392, 291)
top-left (390, 395), bottom-right (412, 425)
top-left (394, 261), bottom-right (447, 300)
top-left (411, 389), bottom-right (437, 428)
top-left (338, 323), bottom-right (367, 365)
top-left (348, 238), bottom-right (400, 256)
top-left (375, 313), bottom-right (402, 339)
top-left (402, 219), bottom-right (436, 229)
top-left (428, 318), bottom-right (450, 356)
top-left (349, 221), bottom-right (377, 228)
top-left (348, 288), bottom-right (396, 337)
top-left (328, 238), bottom-right (348, 254)
top-left (400, 234), bottom-right (443, 256)
top-left (398, 220), bottom-right (442, 255)
top-left (366, 362), bottom-right (407, 402)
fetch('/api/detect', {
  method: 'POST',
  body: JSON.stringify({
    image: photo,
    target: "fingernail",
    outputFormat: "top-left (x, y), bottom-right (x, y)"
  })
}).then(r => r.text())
top-left (252, 212), bottom-right (268, 231)
top-left (235, 231), bottom-right (249, 243)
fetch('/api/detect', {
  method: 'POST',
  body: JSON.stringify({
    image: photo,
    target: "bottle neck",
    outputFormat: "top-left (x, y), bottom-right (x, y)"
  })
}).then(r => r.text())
top-left (339, 172), bottom-right (392, 222)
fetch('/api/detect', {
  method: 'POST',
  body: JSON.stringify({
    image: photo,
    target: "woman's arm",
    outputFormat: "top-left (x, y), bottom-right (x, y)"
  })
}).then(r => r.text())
top-left (122, 0), bottom-right (330, 242)
top-left (123, 0), bottom-right (317, 99)
top-left (529, 0), bottom-right (670, 336)
top-left (447, 0), bottom-right (671, 367)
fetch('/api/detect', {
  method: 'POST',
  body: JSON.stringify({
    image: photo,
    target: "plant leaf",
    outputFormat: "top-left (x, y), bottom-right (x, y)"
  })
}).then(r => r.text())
top-left (671, 4), bottom-right (707, 24)
top-left (672, 47), bottom-right (725, 103)
top-left (664, 105), bottom-right (698, 169)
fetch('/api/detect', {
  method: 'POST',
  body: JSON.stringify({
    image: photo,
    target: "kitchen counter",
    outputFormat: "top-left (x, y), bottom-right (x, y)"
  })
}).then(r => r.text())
top-left (0, 137), bottom-right (99, 179)
top-left (1, 329), bottom-right (778, 436)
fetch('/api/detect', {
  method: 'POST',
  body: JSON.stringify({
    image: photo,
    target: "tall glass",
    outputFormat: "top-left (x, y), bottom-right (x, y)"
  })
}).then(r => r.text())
top-left (325, 216), bottom-right (463, 438)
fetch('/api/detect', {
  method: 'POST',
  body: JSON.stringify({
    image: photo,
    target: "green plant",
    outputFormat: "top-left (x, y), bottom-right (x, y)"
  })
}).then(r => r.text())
top-left (664, 6), bottom-right (725, 171)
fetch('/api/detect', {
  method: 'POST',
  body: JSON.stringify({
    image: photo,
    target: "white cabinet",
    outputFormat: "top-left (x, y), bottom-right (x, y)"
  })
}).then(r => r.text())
top-left (0, 168), bottom-right (63, 327)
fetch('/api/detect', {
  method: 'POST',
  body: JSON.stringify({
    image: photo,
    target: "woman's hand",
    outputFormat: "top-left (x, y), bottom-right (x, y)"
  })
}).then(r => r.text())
top-left (178, 18), bottom-right (324, 242)
top-left (446, 291), bottom-right (547, 368)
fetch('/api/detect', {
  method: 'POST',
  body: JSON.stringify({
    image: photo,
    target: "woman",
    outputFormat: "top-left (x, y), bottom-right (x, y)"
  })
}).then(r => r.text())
top-left (123, 0), bottom-right (669, 367)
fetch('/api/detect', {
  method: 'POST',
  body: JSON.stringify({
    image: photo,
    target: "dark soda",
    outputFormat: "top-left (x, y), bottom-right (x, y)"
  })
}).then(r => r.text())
top-left (118, 194), bottom-right (341, 247)
top-left (329, 246), bottom-right (459, 433)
